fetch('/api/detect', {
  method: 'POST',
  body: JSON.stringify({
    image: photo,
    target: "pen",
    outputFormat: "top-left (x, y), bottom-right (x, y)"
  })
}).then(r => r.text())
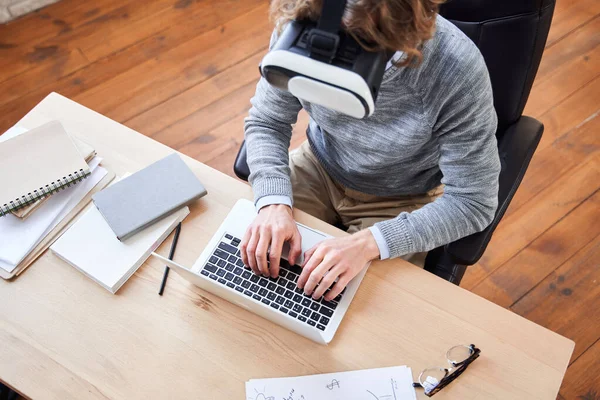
top-left (158, 222), bottom-right (182, 296)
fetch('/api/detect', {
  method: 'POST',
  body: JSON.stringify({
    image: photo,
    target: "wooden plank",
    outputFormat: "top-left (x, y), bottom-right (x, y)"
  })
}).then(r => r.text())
top-left (471, 186), bottom-right (600, 309)
top-left (525, 17), bottom-right (600, 118)
top-left (558, 339), bottom-right (600, 400)
top-left (152, 80), bottom-right (258, 149)
top-left (0, 0), bottom-right (176, 82)
top-left (124, 50), bottom-right (267, 137)
top-left (511, 235), bottom-right (600, 361)
top-left (461, 157), bottom-right (600, 290)
top-left (74, 4), bottom-right (269, 123)
top-left (546, 0), bottom-right (600, 48)
top-left (506, 108), bottom-right (600, 217)
top-left (0, 0), bottom-right (265, 133)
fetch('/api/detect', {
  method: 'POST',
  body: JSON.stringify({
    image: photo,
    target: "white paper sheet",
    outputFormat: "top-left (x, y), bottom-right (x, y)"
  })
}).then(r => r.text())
top-left (0, 158), bottom-right (105, 272)
top-left (0, 125), bottom-right (28, 142)
top-left (245, 366), bottom-right (416, 400)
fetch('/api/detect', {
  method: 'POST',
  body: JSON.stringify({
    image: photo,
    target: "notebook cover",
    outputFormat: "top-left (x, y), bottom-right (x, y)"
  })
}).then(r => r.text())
top-left (0, 121), bottom-right (90, 216)
top-left (92, 153), bottom-right (207, 241)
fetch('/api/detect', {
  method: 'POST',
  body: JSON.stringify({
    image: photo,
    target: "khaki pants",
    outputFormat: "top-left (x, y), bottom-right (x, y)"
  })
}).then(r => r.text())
top-left (289, 142), bottom-right (443, 267)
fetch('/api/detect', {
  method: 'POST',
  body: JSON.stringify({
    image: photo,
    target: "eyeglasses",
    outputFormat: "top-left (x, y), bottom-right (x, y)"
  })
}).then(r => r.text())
top-left (413, 344), bottom-right (481, 397)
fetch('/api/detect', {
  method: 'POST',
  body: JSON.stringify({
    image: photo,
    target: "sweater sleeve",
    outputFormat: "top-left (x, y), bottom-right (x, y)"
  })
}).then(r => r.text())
top-left (374, 53), bottom-right (501, 258)
top-left (244, 30), bottom-right (303, 205)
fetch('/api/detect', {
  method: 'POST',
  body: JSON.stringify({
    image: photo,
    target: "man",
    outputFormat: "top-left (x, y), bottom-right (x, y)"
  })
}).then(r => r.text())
top-left (241, 0), bottom-right (500, 303)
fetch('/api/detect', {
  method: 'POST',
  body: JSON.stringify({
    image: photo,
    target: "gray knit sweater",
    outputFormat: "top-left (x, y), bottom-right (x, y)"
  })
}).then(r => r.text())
top-left (244, 15), bottom-right (501, 259)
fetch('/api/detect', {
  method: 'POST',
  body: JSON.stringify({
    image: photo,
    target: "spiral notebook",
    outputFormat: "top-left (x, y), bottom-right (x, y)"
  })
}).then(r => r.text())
top-left (0, 121), bottom-right (90, 217)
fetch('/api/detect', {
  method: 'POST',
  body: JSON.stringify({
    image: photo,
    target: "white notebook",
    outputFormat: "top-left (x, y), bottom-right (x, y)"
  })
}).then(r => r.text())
top-left (51, 204), bottom-right (189, 293)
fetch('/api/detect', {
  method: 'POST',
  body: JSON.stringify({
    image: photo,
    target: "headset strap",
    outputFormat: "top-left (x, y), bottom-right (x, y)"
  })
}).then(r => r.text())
top-left (317, 0), bottom-right (347, 34)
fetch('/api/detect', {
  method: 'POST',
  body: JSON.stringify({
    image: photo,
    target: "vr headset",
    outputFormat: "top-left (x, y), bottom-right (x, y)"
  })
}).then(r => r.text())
top-left (259, 0), bottom-right (390, 119)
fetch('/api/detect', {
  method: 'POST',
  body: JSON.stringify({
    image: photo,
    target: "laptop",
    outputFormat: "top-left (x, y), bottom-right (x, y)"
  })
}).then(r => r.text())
top-left (163, 199), bottom-right (369, 344)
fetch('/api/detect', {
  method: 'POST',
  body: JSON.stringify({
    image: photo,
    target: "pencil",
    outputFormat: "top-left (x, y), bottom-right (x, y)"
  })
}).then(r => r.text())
top-left (158, 222), bottom-right (182, 296)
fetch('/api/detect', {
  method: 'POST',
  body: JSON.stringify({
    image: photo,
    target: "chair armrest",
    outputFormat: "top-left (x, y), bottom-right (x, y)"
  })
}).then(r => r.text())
top-left (444, 116), bottom-right (544, 265)
top-left (234, 140), bottom-right (250, 181)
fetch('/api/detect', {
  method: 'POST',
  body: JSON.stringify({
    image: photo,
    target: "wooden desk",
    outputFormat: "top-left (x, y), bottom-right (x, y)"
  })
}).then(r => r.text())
top-left (0, 93), bottom-right (574, 399)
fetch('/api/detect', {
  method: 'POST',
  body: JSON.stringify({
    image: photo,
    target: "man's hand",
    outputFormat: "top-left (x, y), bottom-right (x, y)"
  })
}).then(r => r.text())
top-left (240, 204), bottom-right (302, 278)
top-left (297, 230), bottom-right (380, 302)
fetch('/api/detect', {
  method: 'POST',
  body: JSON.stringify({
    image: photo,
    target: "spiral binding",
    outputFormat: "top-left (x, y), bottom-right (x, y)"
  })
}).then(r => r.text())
top-left (0, 168), bottom-right (91, 217)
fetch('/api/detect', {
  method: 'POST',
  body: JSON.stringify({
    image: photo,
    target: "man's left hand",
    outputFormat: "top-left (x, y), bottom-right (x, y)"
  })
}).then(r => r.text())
top-left (297, 229), bottom-right (380, 302)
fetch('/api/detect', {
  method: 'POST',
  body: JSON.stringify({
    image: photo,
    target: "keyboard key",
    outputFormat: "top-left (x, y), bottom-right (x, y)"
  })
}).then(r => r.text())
top-left (317, 324), bottom-right (326, 331)
top-left (225, 234), bottom-right (233, 240)
top-left (293, 304), bottom-right (303, 313)
top-left (258, 278), bottom-right (269, 287)
top-left (209, 274), bottom-right (218, 280)
top-left (322, 299), bottom-right (338, 310)
top-left (209, 256), bottom-right (218, 264)
top-left (293, 294), bottom-right (303, 303)
top-left (228, 255), bottom-right (237, 263)
top-left (226, 282), bottom-right (235, 289)
top-left (231, 238), bottom-right (241, 246)
top-left (214, 249), bottom-right (229, 260)
top-left (233, 267), bottom-right (243, 276)
top-left (270, 303), bottom-right (280, 310)
top-left (236, 259), bottom-right (245, 268)
top-left (218, 242), bottom-right (238, 255)
top-left (295, 287), bottom-right (304, 294)
top-left (244, 290), bottom-right (253, 297)
top-left (301, 298), bottom-right (311, 307)
top-left (233, 276), bottom-right (242, 285)
top-left (216, 269), bottom-right (226, 277)
top-left (320, 306), bottom-right (334, 317)
top-left (250, 284), bottom-right (260, 293)
top-left (200, 270), bottom-right (209, 277)
top-left (334, 294), bottom-right (343, 302)
top-left (235, 286), bottom-right (244, 293)
top-left (204, 264), bottom-right (217, 273)
top-left (301, 308), bottom-right (311, 317)
top-left (279, 278), bottom-right (288, 287)
top-left (298, 315), bottom-right (307, 322)
top-left (287, 272), bottom-right (298, 282)
top-left (307, 319), bottom-right (316, 327)
top-left (218, 278), bottom-right (227, 285)
top-left (275, 286), bottom-right (286, 295)
top-left (241, 280), bottom-right (251, 289)
top-left (250, 274), bottom-right (260, 283)
top-left (289, 311), bottom-right (298, 318)
top-left (225, 272), bottom-right (235, 281)
top-left (242, 271), bottom-right (251, 280)
top-left (252, 294), bottom-right (261, 301)
top-left (259, 288), bottom-right (268, 296)
top-left (320, 316), bottom-right (330, 325)
top-left (267, 292), bottom-right (277, 301)
top-left (279, 270), bottom-right (287, 279)
top-left (284, 290), bottom-right (294, 299)
top-left (267, 282), bottom-right (277, 291)
top-left (217, 259), bottom-right (227, 268)
top-left (261, 299), bottom-right (270, 306)
top-left (310, 302), bottom-right (320, 312)
top-left (310, 312), bottom-right (320, 321)
top-left (225, 263), bottom-right (235, 271)
top-left (275, 296), bottom-right (285, 305)
top-left (284, 300), bottom-right (294, 309)
top-left (236, 250), bottom-right (241, 257)
top-left (280, 307), bottom-right (289, 314)
top-left (286, 282), bottom-right (296, 290)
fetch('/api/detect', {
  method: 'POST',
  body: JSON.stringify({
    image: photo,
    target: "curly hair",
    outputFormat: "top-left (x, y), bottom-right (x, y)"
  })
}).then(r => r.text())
top-left (270, 0), bottom-right (445, 66)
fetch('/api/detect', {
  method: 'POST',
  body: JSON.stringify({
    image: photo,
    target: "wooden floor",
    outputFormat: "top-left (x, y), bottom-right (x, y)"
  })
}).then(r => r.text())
top-left (0, 1), bottom-right (598, 398)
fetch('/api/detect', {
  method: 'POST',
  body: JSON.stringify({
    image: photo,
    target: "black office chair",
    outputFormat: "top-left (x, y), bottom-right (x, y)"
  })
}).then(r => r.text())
top-left (233, 0), bottom-right (556, 285)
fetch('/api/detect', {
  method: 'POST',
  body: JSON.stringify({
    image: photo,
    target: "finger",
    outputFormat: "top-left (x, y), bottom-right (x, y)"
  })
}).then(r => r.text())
top-left (304, 254), bottom-right (336, 296)
top-left (245, 228), bottom-right (260, 275)
top-left (268, 234), bottom-right (284, 278)
top-left (325, 274), bottom-right (351, 301)
top-left (240, 226), bottom-right (253, 267)
top-left (255, 229), bottom-right (272, 277)
top-left (312, 265), bottom-right (343, 300)
top-left (287, 230), bottom-right (302, 266)
top-left (297, 246), bottom-right (321, 289)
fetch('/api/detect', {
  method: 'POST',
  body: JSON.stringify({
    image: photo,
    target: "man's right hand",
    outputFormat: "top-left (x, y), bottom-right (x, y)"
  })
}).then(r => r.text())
top-left (240, 204), bottom-right (302, 278)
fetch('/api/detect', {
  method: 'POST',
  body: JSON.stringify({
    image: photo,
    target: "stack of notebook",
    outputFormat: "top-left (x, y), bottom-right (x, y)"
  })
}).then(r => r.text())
top-left (0, 121), bottom-right (115, 279)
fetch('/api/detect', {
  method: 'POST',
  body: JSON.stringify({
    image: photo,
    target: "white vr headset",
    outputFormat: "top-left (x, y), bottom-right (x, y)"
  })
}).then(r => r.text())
top-left (259, 0), bottom-right (390, 119)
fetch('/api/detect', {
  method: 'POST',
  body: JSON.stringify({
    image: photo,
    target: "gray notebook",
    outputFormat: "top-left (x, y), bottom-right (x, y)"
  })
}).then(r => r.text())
top-left (92, 154), bottom-right (207, 241)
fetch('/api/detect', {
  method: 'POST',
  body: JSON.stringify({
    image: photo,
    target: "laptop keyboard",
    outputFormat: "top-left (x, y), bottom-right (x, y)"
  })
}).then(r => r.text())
top-left (199, 233), bottom-right (344, 331)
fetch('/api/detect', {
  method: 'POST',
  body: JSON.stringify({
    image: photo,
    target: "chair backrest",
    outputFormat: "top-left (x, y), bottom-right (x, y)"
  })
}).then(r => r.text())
top-left (439, 0), bottom-right (555, 131)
